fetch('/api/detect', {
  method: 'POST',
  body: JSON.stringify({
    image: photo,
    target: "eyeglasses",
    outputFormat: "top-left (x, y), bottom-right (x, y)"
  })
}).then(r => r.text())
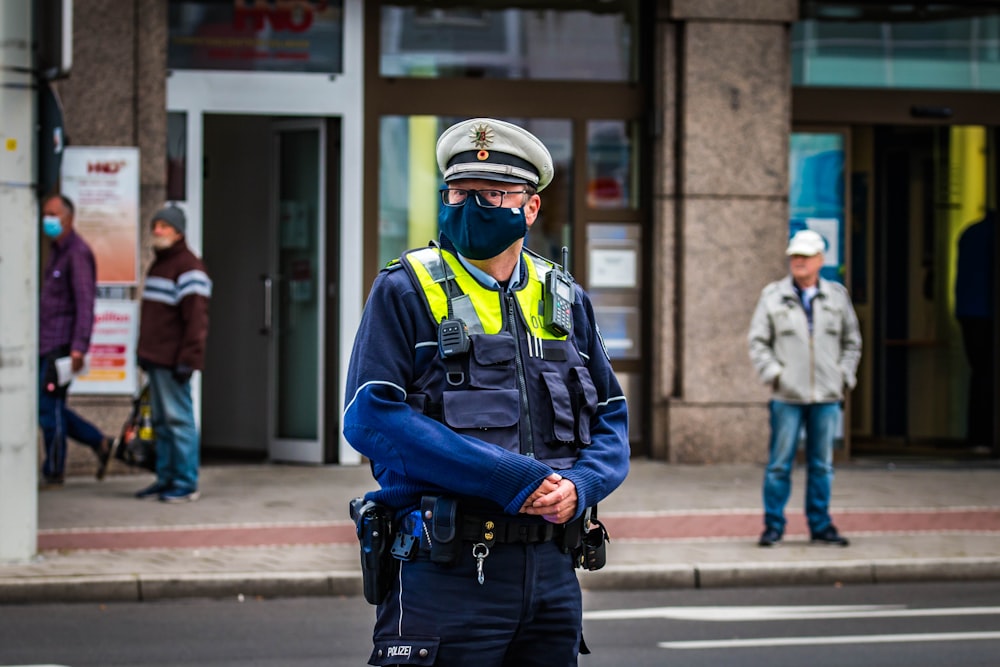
top-left (439, 188), bottom-right (529, 209)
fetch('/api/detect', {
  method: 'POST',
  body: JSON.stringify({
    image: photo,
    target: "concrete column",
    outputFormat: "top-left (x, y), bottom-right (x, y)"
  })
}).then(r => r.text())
top-left (652, 0), bottom-right (798, 463)
top-left (0, 0), bottom-right (38, 562)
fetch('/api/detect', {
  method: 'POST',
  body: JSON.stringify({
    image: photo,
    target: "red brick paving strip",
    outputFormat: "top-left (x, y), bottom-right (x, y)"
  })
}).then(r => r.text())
top-left (604, 509), bottom-right (1000, 540)
top-left (37, 509), bottom-right (1000, 551)
top-left (38, 523), bottom-right (358, 551)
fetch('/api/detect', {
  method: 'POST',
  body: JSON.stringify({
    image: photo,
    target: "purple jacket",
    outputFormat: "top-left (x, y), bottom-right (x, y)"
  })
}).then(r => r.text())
top-left (39, 230), bottom-right (97, 357)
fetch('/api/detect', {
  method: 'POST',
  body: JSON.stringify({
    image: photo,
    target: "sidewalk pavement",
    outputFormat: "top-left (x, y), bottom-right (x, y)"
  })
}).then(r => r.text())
top-left (2, 458), bottom-right (999, 604)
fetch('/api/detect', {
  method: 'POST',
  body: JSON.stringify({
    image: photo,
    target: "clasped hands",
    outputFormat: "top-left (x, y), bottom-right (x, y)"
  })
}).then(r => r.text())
top-left (519, 473), bottom-right (577, 524)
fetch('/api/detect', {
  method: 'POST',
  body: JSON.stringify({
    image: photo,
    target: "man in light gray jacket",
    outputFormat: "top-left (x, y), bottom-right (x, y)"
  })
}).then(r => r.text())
top-left (748, 229), bottom-right (862, 548)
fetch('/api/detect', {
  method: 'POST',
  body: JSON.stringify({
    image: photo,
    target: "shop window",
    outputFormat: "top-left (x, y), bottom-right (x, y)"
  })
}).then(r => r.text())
top-left (167, 112), bottom-right (187, 201)
top-left (586, 120), bottom-right (638, 210)
top-left (380, 1), bottom-right (638, 81)
top-left (789, 132), bottom-right (846, 284)
top-left (168, 0), bottom-right (344, 74)
top-left (794, 3), bottom-right (1000, 90)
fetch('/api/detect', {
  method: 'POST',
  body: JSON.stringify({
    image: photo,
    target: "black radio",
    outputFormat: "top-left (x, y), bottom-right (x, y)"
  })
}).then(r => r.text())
top-left (543, 247), bottom-right (574, 337)
top-left (438, 318), bottom-right (470, 358)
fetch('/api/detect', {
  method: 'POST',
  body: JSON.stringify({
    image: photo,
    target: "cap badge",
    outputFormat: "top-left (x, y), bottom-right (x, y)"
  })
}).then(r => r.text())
top-left (477, 150), bottom-right (489, 161)
top-left (469, 123), bottom-right (495, 150)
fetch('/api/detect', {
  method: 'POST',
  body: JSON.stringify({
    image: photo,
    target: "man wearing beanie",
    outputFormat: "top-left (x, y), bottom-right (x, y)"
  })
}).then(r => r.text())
top-left (135, 205), bottom-right (212, 503)
top-left (343, 118), bottom-right (629, 665)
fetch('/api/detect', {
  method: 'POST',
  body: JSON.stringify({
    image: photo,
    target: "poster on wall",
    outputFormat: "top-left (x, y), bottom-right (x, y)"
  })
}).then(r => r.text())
top-left (69, 300), bottom-right (139, 396)
top-left (60, 146), bottom-right (140, 286)
top-left (789, 132), bottom-right (845, 284)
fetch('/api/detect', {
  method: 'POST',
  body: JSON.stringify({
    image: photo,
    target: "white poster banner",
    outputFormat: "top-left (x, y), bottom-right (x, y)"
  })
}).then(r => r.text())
top-left (60, 146), bottom-right (140, 285)
top-left (70, 299), bottom-right (138, 396)
top-left (804, 217), bottom-right (841, 268)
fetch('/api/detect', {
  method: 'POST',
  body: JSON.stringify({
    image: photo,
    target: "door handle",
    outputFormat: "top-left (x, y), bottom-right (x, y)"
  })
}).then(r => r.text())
top-left (260, 274), bottom-right (272, 335)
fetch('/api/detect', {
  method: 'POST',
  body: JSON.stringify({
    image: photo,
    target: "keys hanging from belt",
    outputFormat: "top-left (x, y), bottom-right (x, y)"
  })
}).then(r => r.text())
top-left (472, 542), bottom-right (490, 585)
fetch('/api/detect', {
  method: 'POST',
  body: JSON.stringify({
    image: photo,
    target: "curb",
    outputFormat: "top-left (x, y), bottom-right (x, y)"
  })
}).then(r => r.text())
top-left (581, 557), bottom-right (1000, 591)
top-left (4, 559), bottom-right (1000, 604)
top-left (0, 572), bottom-right (361, 604)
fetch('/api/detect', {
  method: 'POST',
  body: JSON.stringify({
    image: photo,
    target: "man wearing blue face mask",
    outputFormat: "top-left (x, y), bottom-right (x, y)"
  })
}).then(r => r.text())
top-left (344, 118), bottom-right (630, 666)
top-left (38, 194), bottom-right (116, 486)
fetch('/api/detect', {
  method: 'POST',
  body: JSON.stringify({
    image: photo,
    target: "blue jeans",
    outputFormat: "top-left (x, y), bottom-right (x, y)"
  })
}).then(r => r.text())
top-left (763, 400), bottom-right (840, 535)
top-left (39, 355), bottom-right (105, 479)
top-left (146, 366), bottom-right (199, 493)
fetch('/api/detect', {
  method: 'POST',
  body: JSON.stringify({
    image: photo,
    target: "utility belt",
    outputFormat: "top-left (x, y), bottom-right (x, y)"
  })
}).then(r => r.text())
top-left (349, 495), bottom-right (610, 605)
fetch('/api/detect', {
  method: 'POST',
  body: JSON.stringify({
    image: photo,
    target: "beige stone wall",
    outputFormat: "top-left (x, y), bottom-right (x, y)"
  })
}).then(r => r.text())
top-left (652, 0), bottom-right (797, 463)
top-left (45, 0), bottom-right (167, 478)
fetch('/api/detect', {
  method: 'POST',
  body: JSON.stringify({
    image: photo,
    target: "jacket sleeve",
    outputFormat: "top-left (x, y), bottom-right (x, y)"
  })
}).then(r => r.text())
top-left (343, 269), bottom-right (555, 512)
top-left (748, 287), bottom-right (782, 386)
top-left (176, 260), bottom-right (212, 371)
top-left (556, 286), bottom-right (630, 519)
top-left (838, 288), bottom-right (862, 390)
top-left (69, 245), bottom-right (97, 354)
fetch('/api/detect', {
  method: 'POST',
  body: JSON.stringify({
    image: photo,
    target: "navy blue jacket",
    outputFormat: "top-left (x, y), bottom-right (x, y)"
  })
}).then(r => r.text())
top-left (343, 248), bottom-right (630, 520)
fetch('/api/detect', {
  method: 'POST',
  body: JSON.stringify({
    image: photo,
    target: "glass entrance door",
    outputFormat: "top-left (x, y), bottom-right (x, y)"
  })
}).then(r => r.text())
top-left (268, 120), bottom-right (326, 463)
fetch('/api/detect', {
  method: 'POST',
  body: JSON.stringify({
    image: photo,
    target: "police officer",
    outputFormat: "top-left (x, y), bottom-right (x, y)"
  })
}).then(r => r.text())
top-left (344, 117), bottom-right (630, 666)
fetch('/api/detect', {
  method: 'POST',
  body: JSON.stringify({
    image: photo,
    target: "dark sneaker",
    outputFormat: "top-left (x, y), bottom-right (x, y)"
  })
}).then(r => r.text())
top-left (135, 481), bottom-right (169, 499)
top-left (95, 437), bottom-right (116, 481)
top-left (160, 488), bottom-right (200, 503)
top-left (40, 475), bottom-right (65, 490)
top-left (811, 525), bottom-right (850, 547)
top-left (758, 527), bottom-right (782, 547)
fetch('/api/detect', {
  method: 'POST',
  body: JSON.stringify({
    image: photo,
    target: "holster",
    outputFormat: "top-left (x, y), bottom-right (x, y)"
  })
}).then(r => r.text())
top-left (566, 506), bottom-right (609, 571)
top-left (422, 496), bottom-right (462, 565)
top-left (349, 497), bottom-right (397, 605)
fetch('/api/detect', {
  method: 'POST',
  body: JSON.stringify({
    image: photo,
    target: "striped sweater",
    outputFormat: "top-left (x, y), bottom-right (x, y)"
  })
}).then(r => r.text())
top-left (137, 240), bottom-right (212, 371)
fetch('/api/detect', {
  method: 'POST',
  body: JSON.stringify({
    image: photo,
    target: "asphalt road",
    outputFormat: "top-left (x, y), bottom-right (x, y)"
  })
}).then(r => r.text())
top-left (1, 581), bottom-right (998, 666)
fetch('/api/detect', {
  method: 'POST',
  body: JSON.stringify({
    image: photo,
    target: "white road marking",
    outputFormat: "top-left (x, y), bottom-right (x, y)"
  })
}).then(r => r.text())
top-left (584, 605), bottom-right (1000, 622)
top-left (659, 631), bottom-right (1000, 650)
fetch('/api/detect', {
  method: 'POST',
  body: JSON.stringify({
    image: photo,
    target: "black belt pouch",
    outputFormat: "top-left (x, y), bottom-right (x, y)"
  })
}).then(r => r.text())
top-left (422, 496), bottom-right (461, 565)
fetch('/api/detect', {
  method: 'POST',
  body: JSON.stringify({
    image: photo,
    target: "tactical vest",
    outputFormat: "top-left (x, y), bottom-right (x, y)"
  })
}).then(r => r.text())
top-left (399, 246), bottom-right (599, 469)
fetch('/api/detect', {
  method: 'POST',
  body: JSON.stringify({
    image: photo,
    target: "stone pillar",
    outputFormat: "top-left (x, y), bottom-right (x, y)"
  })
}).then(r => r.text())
top-left (652, 0), bottom-right (798, 463)
top-left (0, 0), bottom-right (38, 562)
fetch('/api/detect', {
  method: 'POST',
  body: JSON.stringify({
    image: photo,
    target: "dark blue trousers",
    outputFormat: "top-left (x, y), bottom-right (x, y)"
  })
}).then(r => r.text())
top-left (38, 355), bottom-right (105, 478)
top-left (370, 540), bottom-right (582, 666)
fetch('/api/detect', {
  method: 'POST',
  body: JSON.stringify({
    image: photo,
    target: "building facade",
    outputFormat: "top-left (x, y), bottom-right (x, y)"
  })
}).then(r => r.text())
top-left (51, 0), bottom-right (998, 472)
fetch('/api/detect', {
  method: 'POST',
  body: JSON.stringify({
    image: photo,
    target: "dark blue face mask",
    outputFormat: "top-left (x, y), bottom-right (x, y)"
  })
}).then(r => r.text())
top-left (438, 196), bottom-right (528, 261)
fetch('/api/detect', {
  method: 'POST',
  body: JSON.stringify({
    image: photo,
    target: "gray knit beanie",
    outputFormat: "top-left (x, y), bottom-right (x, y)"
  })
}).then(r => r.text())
top-left (152, 206), bottom-right (186, 235)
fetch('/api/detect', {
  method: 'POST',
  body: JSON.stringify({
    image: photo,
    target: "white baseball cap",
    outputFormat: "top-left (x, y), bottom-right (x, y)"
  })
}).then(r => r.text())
top-left (786, 229), bottom-right (826, 257)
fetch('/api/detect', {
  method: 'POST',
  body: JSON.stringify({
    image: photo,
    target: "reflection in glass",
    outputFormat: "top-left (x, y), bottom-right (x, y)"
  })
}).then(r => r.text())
top-left (378, 116), bottom-right (573, 268)
top-left (276, 129), bottom-right (320, 440)
top-left (793, 7), bottom-right (1000, 90)
top-left (789, 133), bottom-right (845, 284)
top-left (167, 112), bottom-right (187, 201)
top-left (587, 120), bottom-right (636, 209)
top-left (380, 3), bottom-right (637, 81)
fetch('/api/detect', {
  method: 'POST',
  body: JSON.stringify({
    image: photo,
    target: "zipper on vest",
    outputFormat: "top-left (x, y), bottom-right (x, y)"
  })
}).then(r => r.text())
top-left (505, 293), bottom-right (535, 458)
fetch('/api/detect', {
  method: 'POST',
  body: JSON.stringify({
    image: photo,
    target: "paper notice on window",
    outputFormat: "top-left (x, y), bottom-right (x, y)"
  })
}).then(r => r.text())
top-left (588, 248), bottom-right (638, 288)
